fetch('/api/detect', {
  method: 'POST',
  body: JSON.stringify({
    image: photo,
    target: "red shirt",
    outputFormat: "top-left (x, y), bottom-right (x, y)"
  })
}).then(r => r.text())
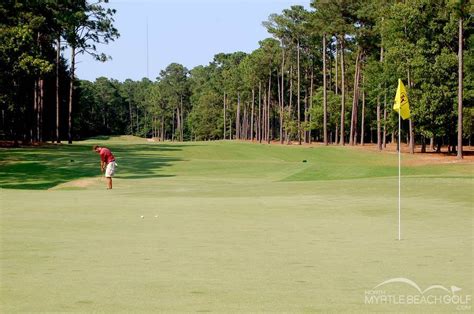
top-left (99, 147), bottom-right (115, 163)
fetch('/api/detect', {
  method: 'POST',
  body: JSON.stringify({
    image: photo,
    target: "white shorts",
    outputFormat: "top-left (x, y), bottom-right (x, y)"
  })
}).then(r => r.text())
top-left (105, 161), bottom-right (116, 178)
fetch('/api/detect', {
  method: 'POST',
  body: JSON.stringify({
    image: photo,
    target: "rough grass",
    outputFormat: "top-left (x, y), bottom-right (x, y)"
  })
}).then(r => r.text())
top-left (1, 137), bottom-right (472, 312)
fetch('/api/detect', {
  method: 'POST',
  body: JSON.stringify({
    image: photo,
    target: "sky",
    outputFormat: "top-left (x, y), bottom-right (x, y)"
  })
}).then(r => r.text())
top-left (74, 0), bottom-right (310, 82)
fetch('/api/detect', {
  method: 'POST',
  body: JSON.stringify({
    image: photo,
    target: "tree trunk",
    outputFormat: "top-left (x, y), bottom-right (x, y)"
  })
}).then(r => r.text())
top-left (243, 105), bottom-right (247, 140)
top-left (236, 92), bottom-right (240, 140)
top-left (258, 82), bottom-right (262, 143)
top-left (12, 79), bottom-right (18, 146)
top-left (39, 77), bottom-right (44, 142)
top-left (161, 115), bottom-right (164, 141)
top-left (377, 94), bottom-right (381, 150)
top-left (377, 44), bottom-right (383, 151)
top-left (457, 14), bottom-right (463, 159)
top-left (383, 92), bottom-right (387, 148)
top-left (56, 36), bottom-right (61, 143)
top-left (102, 105), bottom-right (106, 127)
top-left (309, 66), bottom-right (314, 144)
top-left (262, 89), bottom-right (267, 142)
top-left (335, 36), bottom-right (338, 95)
top-left (328, 45), bottom-right (332, 92)
top-left (171, 109), bottom-right (175, 141)
top-left (151, 116), bottom-right (154, 138)
top-left (180, 95), bottom-right (184, 141)
top-left (143, 110), bottom-right (147, 137)
top-left (129, 101), bottom-right (133, 135)
top-left (323, 34), bottom-right (328, 145)
top-left (409, 119), bottom-right (414, 154)
top-left (278, 69), bottom-right (283, 143)
top-left (181, 107), bottom-right (184, 141)
top-left (297, 40), bottom-right (301, 145)
top-left (251, 88), bottom-right (255, 141)
top-left (280, 44), bottom-right (285, 144)
top-left (247, 104), bottom-right (250, 139)
top-left (339, 36), bottom-right (346, 145)
top-left (68, 46), bottom-right (75, 144)
top-left (266, 69), bottom-right (272, 144)
top-left (229, 111), bottom-right (232, 140)
top-left (223, 92), bottom-right (226, 139)
top-left (361, 74), bottom-right (365, 145)
top-left (176, 106), bottom-right (181, 141)
top-left (349, 49), bottom-right (361, 146)
top-left (304, 72), bottom-right (308, 143)
top-left (34, 79), bottom-right (38, 142)
top-left (436, 139), bottom-right (442, 153)
top-left (407, 71), bottom-right (414, 154)
top-left (397, 125), bottom-right (400, 152)
top-left (35, 32), bottom-right (41, 143)
top-left (136, 105), bottom-right (139, 134)
top-left (287, 64), bottom-right (293, 144)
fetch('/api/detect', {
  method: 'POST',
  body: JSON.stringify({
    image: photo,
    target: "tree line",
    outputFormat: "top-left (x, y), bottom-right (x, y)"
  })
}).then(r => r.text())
top-left (1, 1), bottom-right (472, 158)
top-left (0, 0), bottom-right (118, 144)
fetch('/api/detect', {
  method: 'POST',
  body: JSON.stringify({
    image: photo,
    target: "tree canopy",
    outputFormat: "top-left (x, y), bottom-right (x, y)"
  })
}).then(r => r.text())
top-left (1, 0), bottom-right (472, 156)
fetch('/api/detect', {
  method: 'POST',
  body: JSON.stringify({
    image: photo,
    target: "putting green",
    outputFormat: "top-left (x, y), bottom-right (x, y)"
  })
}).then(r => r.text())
top-left (1, 137), bottom-right (472, 312)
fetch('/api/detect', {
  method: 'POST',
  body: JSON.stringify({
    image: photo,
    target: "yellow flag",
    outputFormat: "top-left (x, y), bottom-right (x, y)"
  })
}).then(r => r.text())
top-left (393, 79), bottom-right (410, 120)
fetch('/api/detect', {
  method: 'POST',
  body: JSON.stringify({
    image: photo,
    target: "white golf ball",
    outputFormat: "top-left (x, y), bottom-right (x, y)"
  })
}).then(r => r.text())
top-left (141, 215), bottom-right (144, 219)
top-left (154, 215), bottom-right (158, 218)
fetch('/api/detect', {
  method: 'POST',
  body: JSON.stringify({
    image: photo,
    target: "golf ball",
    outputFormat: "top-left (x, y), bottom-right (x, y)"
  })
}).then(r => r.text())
top-left (141, 215), bottom-right (144, 219)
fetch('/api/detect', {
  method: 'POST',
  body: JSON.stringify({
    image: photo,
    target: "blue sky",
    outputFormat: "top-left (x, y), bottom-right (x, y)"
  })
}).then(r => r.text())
top-left (74, 0), bottom-right (310, 82)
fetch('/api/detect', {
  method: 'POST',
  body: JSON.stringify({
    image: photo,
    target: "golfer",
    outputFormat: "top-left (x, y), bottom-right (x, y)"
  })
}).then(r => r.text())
top-left (93, 145), bottom-right (116, 189)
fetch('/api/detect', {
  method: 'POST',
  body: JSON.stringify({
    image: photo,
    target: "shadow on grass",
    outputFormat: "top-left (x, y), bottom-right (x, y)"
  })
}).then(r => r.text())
top-left (88, 135), bottom-right (111, 141)
top-left (0, 142), bottom-right (187, 190)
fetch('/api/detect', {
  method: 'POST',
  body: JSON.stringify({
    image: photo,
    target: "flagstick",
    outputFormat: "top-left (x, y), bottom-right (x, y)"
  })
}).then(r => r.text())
top-left (398, 112), bottom-right (401, 241)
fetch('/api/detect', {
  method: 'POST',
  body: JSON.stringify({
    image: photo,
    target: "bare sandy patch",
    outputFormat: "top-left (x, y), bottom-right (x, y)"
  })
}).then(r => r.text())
top-left (52, 177), bottom-right (100, 189)
top-left (348, 143), bottom-right (474, 166)
top-left (237, 139), bottom-right (474, 166)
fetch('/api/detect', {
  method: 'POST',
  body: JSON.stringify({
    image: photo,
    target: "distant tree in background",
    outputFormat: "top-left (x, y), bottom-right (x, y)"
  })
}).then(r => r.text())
top-left (0, 0), bottom-right (118, 144)
top-left (64, 0), bottom-right (119, 143)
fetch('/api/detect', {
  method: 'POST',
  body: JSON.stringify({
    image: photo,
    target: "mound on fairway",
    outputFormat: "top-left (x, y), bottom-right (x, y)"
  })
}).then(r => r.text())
top-left (1, 137), bottom-right (472, 312)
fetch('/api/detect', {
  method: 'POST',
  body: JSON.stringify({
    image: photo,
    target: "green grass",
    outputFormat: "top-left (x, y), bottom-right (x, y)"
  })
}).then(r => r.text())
top-left (1, 136), bottom-right (473, 312)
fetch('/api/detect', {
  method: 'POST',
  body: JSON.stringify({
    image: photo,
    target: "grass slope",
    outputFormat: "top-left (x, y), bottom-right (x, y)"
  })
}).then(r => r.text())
top-left (1, 137), bottom-right (473, 312)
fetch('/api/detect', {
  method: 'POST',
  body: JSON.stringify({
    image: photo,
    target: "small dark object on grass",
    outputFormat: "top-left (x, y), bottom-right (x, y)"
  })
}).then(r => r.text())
top-left (302, 160), bottom-right (307, 163)
top-left (70, 160), bottom-right (74, 162)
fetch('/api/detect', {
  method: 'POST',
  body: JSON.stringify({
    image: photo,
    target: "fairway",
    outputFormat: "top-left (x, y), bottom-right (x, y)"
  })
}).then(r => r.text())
top-left (1, 137), bottom-right (473, 312)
